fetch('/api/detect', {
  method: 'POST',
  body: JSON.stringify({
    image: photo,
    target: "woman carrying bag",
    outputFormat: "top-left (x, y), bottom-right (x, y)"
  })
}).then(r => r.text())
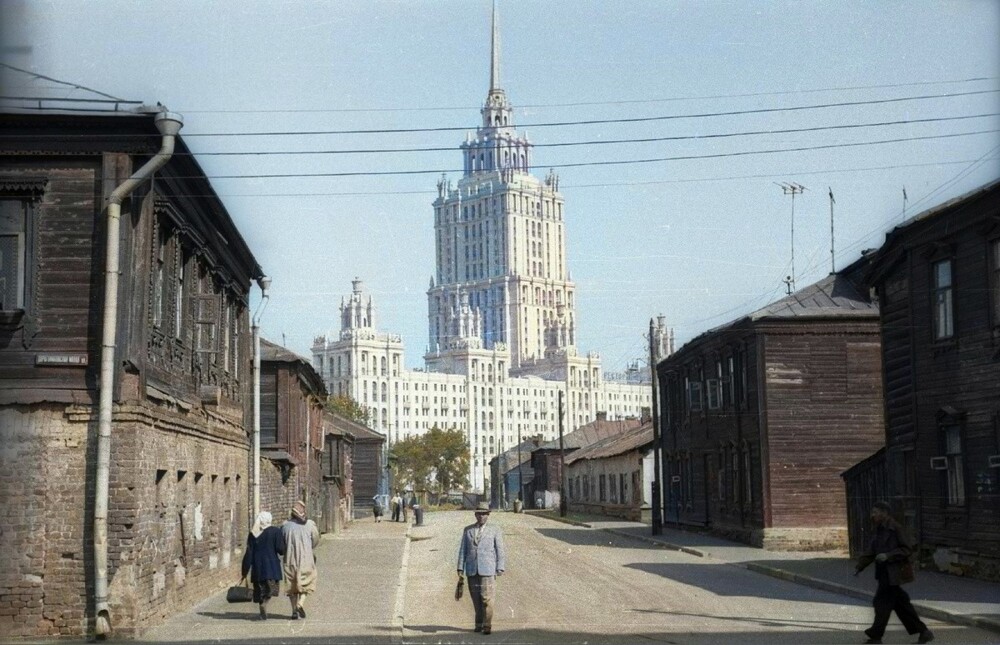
top-left (241, 511), bottom-right (286, 620)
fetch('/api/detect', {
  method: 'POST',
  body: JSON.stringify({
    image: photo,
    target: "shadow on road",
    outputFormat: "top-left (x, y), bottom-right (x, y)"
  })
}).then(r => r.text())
top-left (535, 527), bottom-right (664, 549)
top-left (625, 562), bottom-right (866, 606)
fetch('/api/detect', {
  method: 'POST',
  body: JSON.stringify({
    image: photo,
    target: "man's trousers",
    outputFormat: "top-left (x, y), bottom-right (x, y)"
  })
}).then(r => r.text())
top-left (468, 575), bottom-right (496, 631)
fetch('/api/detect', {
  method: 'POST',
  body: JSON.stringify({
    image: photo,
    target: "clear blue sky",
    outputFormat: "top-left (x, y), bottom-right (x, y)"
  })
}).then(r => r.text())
top-left (3, 1), bottom-right (998, 370)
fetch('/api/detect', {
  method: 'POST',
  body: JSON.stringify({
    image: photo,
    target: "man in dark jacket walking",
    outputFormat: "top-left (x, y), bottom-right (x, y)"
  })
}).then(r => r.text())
top-left (855, 501), bottom-right (933, 644)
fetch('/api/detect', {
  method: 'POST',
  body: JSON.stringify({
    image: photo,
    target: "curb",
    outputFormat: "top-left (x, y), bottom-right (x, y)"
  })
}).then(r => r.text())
top-left (523, 511), bottom-right (593, 528)
top-left (390, 523), bottom-right (413, 645)
top-left (601, 527), bottom-right (1000, 636)
top-left (602, 527), bottom-right (707, 558)
top-left (743, 563), bottom-right (1000, 635)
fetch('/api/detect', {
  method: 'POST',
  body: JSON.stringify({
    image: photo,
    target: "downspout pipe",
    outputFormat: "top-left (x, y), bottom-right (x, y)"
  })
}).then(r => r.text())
top-left (94, 109), bottom-right (182, 638)
top-left (251, 277), bottom-right (271, 522)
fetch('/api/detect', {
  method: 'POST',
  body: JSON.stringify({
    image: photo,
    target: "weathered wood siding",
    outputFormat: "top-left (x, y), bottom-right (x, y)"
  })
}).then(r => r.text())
top-left (762, 323), bottom-right (885, 529)
top-left (869, 182), bottom-right (1000, 579)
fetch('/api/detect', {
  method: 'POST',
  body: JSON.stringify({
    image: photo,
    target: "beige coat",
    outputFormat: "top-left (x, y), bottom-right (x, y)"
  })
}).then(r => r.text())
top-left (281, 519), bottom-right (320, 594)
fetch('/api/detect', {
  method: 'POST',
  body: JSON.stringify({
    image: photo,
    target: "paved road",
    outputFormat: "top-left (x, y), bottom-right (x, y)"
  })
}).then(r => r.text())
top-left (404, 511), bottom-right (997, 644)
top-left (138, 511), bottom-right (997, 644)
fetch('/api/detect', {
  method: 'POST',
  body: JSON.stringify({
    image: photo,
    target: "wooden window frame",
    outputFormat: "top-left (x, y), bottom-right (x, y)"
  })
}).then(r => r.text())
top-left (931, 257), bottom-right (955, 341)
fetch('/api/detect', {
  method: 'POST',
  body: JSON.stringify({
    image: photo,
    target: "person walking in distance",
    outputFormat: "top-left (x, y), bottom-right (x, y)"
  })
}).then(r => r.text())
top-left (241, 511), bottom-right (285, 620)
top-left (391, 492), bottom-right (402, 522)
top-left (282, 500), bottom-right (320, 620)
top-left (456, 502), bottom-right (506, 635)
top-left (855, 501), bottom-right (934, 644)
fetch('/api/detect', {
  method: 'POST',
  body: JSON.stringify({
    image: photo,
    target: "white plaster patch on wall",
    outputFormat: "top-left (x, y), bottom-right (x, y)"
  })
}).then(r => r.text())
top-left (193, 503), bottom-right (203, 540)
top-left (152, 570), bottom-right (165, 598)
top-left (173, 560), bottom-right (186, 587)
top-left (209, 553), bottom-right (218, 570)
top-left (222, 548), bottom-right (230, 567)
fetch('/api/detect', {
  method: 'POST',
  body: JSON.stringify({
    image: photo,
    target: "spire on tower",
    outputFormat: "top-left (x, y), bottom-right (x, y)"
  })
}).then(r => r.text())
top-left (489, 0), bottom-right (501, 92)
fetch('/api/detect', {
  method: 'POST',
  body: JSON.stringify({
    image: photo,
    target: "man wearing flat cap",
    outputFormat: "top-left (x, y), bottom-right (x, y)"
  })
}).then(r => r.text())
top-left (457, 502), bottom-right (507, 635)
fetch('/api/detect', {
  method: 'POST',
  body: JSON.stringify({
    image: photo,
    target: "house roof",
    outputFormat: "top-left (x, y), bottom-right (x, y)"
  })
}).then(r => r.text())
top-left (538, 418), bottom-right (644, 453)
top-left (660, 256), bottom-right (878, 367)
top-left (328, 413), bottom-right (384, 442)
top-left (261, 337), bottom-right (326, 395)
top-left (745, 271), bottom-right (878, 321)
top-left (565, 422), bottom-right (654, 465)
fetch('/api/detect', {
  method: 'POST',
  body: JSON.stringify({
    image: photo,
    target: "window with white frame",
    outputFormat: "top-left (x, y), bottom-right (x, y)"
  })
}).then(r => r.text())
top-left (943, 424), bottom-right (965, 505)
top-left (687, 378), bottom-right (703, 412)
top-left (933, 258), bottom-right (954, 340)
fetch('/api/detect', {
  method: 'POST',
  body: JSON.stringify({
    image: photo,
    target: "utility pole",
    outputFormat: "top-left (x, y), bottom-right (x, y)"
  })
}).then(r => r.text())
top-left (649, 318), bottom-right (663, 535)
top-left (828, 187), bottom-right (836, 273)
top-left (775, 182), bottom-right (806, 290)
top-left (558, 390), bottom-right (567, 517)
top-left (517, 425), bottom-right (523, 507)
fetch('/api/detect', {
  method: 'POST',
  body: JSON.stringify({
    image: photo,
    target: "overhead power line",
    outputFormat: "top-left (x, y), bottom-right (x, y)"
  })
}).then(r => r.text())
top-left (189, 129), bottom-right (999, 180)
top-left (183, 89), bottom-right (1000, 137)
top-left (171, 76), bottom-right (999, 114)
top-left (4, 89), bottom-right (995, 138)
top-left (180, 113), bottom-right (997, 156)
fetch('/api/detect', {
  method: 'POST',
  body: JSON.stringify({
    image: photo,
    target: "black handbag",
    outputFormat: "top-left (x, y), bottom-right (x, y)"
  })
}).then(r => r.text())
top-left (226, 577), bottom-right (254, 603)
top-left (455, 575), bottom-right (464, 601)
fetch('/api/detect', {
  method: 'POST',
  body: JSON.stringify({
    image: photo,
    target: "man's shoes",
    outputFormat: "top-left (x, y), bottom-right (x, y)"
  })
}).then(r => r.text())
top-left (291, 611), bottom-right (299, 620)
top-left (259, 605), bottom-right (267, 620)
top-left (474, 626), bottom-right (482, 633)
top-left (918, 630), bottom-right (935, 643)
top-left (297, 606), bottom-right (306, 619)
top-left (482, 627), bottom-right (491, 635)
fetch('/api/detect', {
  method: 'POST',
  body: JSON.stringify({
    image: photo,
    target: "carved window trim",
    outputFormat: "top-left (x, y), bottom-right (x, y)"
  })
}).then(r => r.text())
top-left (0, 177), bottom-right (46, 346)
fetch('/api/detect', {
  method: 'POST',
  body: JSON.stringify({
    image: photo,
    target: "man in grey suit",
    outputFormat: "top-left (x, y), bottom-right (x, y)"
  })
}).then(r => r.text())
top-left (457, 502), bottom-right (507, 635)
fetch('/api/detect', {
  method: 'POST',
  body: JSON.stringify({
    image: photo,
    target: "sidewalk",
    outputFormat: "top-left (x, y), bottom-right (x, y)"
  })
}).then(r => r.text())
top-left (140, 517), bottom-right (411, 643)
top-left (530, 511), bottom-right (1000, 635)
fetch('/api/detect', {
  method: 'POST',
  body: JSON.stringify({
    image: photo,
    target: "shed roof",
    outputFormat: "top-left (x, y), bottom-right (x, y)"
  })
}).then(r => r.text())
top-left (565, 422), bottom-right (653, 465)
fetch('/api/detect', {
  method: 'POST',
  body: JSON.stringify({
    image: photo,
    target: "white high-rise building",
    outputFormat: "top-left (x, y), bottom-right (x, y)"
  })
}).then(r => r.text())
top-left (312, 5), bottom-right (669, 492)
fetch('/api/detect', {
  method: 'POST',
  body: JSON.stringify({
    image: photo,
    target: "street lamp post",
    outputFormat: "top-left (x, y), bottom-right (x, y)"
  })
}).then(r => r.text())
top-left (251, 276), bottom-right (271, 521)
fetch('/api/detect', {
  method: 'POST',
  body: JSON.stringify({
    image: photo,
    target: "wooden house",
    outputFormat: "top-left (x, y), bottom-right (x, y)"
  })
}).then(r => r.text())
top-left (527, 416), bottom-right (642, 509)
top-left (320, 414), bottom-right (355, 534)
top-left (0, 108), bottom-right (262, 638)
top-left (259, 338), bottom-right (326, 524)
top-left (327, 415), bottom-right (386, 518)
top-left (656, 260), bottom-right (885, 550)
top-left (566, 421), bottom-right (654, 521)
top-left (859, 180), bottom-right (1000, 579)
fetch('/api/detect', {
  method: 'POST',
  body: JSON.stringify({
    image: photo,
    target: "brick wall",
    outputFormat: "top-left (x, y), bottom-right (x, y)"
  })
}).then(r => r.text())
top-left (0, 402), bottom-right (251, 639)
top-left (0, 404), bottom-right (90, 638)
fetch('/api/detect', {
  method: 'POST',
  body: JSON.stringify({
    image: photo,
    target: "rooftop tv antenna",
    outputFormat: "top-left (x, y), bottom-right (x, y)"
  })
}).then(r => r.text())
top-left (775, 182), bottom-right (807, 290)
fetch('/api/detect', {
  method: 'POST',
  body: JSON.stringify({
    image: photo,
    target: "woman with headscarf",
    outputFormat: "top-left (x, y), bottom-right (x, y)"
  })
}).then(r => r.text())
top-left (282, 500), bottom-right (320, 619)
top-left (240, 511), bottom-right (286, 620)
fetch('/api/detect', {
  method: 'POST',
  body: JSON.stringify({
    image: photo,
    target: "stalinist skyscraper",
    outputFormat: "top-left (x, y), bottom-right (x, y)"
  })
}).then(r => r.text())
top-left (313, 3), bottom-right (667, 494)
top-left (427, 3), bottom-right (576, 371)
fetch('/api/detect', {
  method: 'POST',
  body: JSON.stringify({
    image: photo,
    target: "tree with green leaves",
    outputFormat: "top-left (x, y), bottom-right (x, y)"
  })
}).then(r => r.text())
top-left (324, 394), bottom-right (369, 424)
top-left (391, 425), bottom-right (470, 493)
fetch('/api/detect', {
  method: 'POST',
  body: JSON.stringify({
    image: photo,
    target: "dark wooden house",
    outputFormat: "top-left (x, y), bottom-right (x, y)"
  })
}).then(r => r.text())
top-left (656, 261), bottom-right (885, 550)
top-left (259, 338), bottom-right (326, 525)
top-left (320, 413), bottom-right (355, 534)
top-left (329, 415), bottom-right (386, 518)
top-left (861, 180), bottom-right (1000, 580)
top-left (0, 108), bottom-right (263, 638)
